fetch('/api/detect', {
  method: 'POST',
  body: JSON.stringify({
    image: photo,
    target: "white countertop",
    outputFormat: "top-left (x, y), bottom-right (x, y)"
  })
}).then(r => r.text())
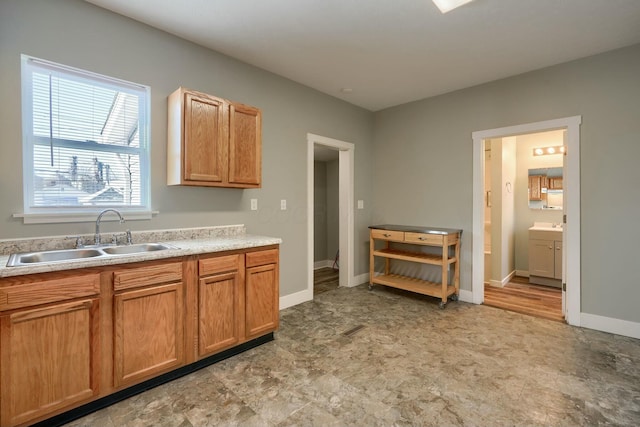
top-left (0, 233), bottom-right (281, 278)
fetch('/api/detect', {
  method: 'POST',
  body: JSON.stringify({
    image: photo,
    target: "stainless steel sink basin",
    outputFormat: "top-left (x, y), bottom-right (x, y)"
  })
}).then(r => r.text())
top-left (7, 248), bottom-right (104, 266)
top-left (6, 243), bottom-right (177, 267)
top-left (101, 243), bottom-right (175, 255)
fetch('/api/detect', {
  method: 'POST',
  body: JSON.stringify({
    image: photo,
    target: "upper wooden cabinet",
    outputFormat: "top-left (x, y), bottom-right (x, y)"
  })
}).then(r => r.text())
top-left (528, 175), bottom-right (543, 201)
top-left (168, 87), bottom-right (262, 188)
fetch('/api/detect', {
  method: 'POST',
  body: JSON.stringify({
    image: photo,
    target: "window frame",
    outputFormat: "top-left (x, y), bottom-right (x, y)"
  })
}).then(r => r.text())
top-left (19, 55), bottom-right (152, 224)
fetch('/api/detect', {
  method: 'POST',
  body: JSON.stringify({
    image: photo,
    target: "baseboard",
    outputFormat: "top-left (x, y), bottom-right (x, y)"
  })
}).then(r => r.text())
top-left (279, 288), bottom-right (312, 310)
top-left (580, 313), bottom-right (640, 340)
top-left (515, 270), bottom-right (529, 277)
top-left (458, 289), bottom-right (474, 303)
top-left (351, 272), bottom-right (369, 287)
top-left (313, 260), bottom-right (333, 269)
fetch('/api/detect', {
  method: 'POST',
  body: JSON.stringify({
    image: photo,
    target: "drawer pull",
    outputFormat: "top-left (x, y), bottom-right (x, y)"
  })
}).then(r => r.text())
top-left (418, 237), bottom-right (427, 240)
top-left (383, 233), bottom-right (391, 237)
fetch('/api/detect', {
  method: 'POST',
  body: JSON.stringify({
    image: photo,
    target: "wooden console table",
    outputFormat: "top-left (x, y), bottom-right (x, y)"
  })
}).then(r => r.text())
top-left (369, 224), bottom-right (462, 308)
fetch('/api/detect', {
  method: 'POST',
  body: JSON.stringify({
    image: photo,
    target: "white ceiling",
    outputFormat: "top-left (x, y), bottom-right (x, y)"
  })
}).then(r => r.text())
top-left (85, 0), bottom-right (640, 111)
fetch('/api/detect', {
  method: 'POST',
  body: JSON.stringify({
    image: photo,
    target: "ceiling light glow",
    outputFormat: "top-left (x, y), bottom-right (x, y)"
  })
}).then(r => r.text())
top-left (432, 0), bottom-right (475, 14)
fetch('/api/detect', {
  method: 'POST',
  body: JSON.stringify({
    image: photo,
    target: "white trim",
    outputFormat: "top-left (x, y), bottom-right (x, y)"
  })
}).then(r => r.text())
top-left (458, 289), bottom-right (474, 303)
top-left (353, 272), bottom-right (369, 286)
top-left (14, 210), bottom-right (158, 224)
top-left (279, 288), bottom-right (313, 311)
top-left (314, 260), bottom-right (333, 270)
top-left (581, 313), bottom-right (640, 340)
top-left (307, 133), bottom-right (356, 302)
top-left (489, 270), bottom-right (515, 288)
top-left (472, 116), bottom-right (582, 325)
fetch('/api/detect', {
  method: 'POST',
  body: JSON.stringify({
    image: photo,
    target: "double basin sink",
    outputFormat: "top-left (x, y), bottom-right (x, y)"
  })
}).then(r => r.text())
top-left (7, 243), bottom-right (177, 267)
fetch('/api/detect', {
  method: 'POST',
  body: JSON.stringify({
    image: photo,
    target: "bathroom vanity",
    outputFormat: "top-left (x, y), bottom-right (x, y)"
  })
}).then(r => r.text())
top-left (528, 223), bottom-right (562, 287)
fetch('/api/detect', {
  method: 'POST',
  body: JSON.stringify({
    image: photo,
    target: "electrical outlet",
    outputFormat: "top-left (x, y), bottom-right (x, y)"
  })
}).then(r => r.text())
top-left (357, 200), bottom-right (364, 209)
top-left (250, 199), bottom-right (258, 210)
top-left (280, 199), bottom-right (287, 210)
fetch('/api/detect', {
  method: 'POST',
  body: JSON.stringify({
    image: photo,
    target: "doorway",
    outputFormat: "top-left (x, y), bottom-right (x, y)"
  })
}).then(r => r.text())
top-left (472, 116), bottom-right (582, 326)
top-left (306, 133), bottom-right (355, 302)
top-left (482, 132), bottom-right (564, 322)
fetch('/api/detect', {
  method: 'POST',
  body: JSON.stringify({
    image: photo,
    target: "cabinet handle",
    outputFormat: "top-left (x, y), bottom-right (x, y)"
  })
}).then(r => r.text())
top-left (383, 233), bottom-right (391, 237)
top-left (556, 246), bottom-right (561, 250)
top-left (548, 246), bottom-right (553, 249)
top-left (418, 237), bottom-right (427, 240)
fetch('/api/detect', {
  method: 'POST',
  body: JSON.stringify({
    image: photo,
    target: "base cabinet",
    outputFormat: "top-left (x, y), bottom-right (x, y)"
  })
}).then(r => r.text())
top-left (0, 246), bottom-right (278, 427)
top-left (529, 229), bottom-right (563, 285)
top-left (198, 255), bottom-right (244, 357)
top-left (0, 298), bottom-right (100, 427)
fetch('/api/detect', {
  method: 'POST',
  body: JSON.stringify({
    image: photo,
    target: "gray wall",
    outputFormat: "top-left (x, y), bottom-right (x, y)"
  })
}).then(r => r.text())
top-left (0, 0), bottom-right (374, 297)
top-left (373, 43), bottom-right (640, 323)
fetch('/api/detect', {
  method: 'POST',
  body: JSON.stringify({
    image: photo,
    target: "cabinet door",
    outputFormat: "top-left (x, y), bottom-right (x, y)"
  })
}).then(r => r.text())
top-left (554, 240), bottom-right (563, 279)
top-left (184, 92), bottom-right (227, 183)
top-left (0, 299), bottom-right (99, 427)
top-left (245, 263), bottom-right (278, 339)
top-left (113, 283), bottom-right (184, 388)
top-left (228, 103), bottom-right (261, 186)
top-left (528, 239), bottom-right (555, 278)
top-left (198, 271), bottom-right (243, 357)
top-left (549, 177), bottom-right (563, 190)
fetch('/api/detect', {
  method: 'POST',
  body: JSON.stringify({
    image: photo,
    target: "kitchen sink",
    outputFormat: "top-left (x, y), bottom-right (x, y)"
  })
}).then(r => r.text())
top-left (101, 243), bottom-right (176, 255)
top-left (6, 243), bottom-right (177, 267)
top-left (7, 248), bottom-right (104, 266)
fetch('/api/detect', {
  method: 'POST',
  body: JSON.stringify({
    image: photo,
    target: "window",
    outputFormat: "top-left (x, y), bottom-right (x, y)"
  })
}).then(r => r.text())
top-left (20, 55), bottom-right (150, 223)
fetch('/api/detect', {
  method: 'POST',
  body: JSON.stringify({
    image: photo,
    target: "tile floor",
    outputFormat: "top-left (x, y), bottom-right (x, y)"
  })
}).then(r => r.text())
top-left (65, 284), bottom-right (640, 426)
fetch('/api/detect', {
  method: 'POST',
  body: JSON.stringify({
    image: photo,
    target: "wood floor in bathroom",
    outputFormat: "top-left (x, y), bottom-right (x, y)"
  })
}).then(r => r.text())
top-left (484, 276), bottom-right (563, 322)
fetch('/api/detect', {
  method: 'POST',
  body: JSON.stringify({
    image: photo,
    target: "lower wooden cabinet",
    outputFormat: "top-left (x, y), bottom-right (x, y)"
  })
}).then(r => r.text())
top-left (0, 298), bottom-right (100, 427)
top-left (113, 283), bottom-right (184, 388)
top-left (0, 245), bottom-right (278, 426)
top-left (245, 249), bottom-right (279, 340)
top-left (198, 255), bottom-right (244, 357)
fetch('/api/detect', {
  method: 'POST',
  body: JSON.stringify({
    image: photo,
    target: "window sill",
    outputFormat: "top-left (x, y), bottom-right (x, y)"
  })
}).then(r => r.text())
top-left (13, 211), bottom-right (158, 224)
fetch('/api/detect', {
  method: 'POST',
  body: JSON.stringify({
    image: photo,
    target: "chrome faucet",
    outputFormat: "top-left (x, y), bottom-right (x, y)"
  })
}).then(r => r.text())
top-left (95, 209), bottom-right (125, 246)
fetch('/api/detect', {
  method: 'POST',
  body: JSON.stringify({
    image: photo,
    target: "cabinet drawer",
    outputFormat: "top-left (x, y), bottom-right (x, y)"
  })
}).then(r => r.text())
top-left (246, 249), bottom-right (279, 268)
top-left (371, 229), bottom-right (404, 241)
top-left (405, 232), bottom-right (444, 246)
top-left (0, 273), bottom-right (100, 311)
top-left (113, 262), bottom-right (182, 291)
top-left (199, 254), bottom-right (242, 276)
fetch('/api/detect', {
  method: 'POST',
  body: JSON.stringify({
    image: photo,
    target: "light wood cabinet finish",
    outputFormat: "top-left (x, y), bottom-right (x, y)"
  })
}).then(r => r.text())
top-left (0, 298), bottom-right (100, 427)
top-left (548, 177), bottom-right (563, 190)
top-left (197, 254), bottom-right (245, 357)
top-left (369, 227), bottom-right (461, 308)
top-left (528, 175), bottom-right (543, 201)
top-left (113, 266), bottom-right (184, 388)
top-left (168, 87), bottom-right (261, 188)
top-left (0, 246), bottom-right (279, 426)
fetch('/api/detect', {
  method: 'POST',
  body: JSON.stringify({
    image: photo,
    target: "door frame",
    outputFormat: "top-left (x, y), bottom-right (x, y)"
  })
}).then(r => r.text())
top-left (471, 116), bottom-right (581, 326)
top-left (307, 133), bottom-right (355, 299)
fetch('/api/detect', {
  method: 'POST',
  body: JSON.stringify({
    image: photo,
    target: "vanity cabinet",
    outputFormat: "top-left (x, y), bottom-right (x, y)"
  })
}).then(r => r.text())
top-left (167, 87), bottom-right (262, 188)
top-left (197, 254), bottom-right (245, 357)
top-left (0, 273), bottom-right (101, 427)
top-left (528, 229), bottom-right (562, 286)
top-left (369, 225), bottom-right (462, 308)
top-left (112, 262), bottom-right (185, 388)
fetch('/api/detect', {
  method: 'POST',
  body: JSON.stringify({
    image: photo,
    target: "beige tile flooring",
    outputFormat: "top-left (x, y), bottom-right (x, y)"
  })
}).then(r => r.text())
top-left (66, 281), bottom-right (640, 426)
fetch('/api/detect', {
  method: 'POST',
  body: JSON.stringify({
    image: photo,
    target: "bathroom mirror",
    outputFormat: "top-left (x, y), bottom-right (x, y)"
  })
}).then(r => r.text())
top-left (528, 167), bottom-right (563, 210)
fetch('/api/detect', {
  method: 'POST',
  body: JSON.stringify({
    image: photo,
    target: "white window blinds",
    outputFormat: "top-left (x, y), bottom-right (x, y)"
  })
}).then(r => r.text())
top-left (21, 55), bottom-right (150, 215)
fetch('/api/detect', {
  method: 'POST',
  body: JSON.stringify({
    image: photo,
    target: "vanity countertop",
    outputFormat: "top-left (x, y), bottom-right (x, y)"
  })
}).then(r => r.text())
top-left (0, 225), bottom-right (281, 278)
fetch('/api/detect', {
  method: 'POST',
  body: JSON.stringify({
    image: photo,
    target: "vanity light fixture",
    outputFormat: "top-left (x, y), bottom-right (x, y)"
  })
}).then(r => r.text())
top-left (533, 145), bottom-right (566, 156)
top-left (432, 0), bottom-right (475, 14)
